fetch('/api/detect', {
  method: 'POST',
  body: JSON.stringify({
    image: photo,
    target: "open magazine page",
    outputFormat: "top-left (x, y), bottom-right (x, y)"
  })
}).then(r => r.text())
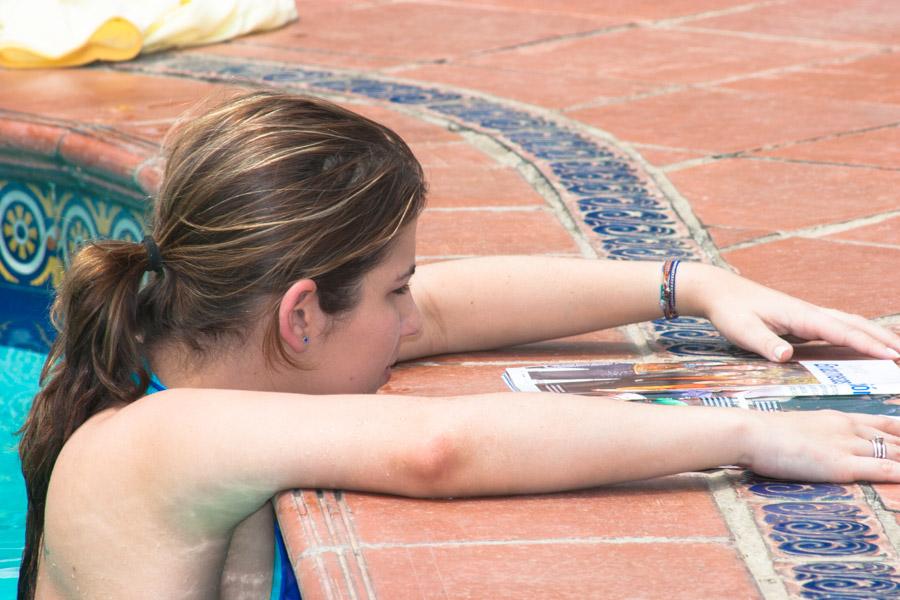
top-left (503, 359), bottom-right (900, 399)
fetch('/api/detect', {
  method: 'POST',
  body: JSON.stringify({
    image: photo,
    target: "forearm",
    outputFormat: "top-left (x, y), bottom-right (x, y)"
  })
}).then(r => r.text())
top-left (146, 388), bottom-right (751, 510)
top-left (404, 256), bottom-right (717, 358)
top-left (410, 393), bottom-right (751, 497)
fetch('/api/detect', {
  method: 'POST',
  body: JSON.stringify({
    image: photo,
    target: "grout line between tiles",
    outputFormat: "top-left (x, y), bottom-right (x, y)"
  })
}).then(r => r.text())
top-left (707, 472), bottom-right (789, 600)
top-left (863, 485), bottom-right (900, 557)
top-left (661, 121), bottom-right (900, 173)
top-left (737, 154), bottom-right (900, 172)
top-left (564, 46), bottom-right (897, 114)
top-left (336, 492), bottom-right (378, 600)
top-left (424, 0), bottom-right (794, 64)
top-left (297, 535), bottom-right (734, 558)
top-left (720, 208), bottom-right (900, 253)
top-left (297, 492), bottom-right (338, 600)
top-left (316, 492), bottom-right (359, 600)
top-left (820, 238), bottom-right (900, 251)
top-left (672, 24), bottom-right (899, 51)
top-left (653, 0), bottom-right (790, 27)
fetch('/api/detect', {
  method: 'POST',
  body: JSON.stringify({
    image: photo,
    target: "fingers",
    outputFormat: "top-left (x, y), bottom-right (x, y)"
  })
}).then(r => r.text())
top-left (828, 416), bottom-right (900, 482)
top-left (793, 309), bottom-right (900, 360)
top-left (850, 414), bottom-right (900, 437)
top-left (723, 316), bottom-right (794, 362)
top-left (825, 309), bottom-right (900, 357)
top-left (847, 457), bottom-right (900, 483)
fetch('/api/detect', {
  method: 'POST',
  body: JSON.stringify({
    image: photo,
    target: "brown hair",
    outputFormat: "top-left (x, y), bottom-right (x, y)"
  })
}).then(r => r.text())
top-left (16, 90), bottom-right (427, 599)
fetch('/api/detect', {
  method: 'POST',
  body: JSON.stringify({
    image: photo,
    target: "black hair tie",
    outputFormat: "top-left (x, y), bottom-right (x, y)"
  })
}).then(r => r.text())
top-left (142, 236), bottom-right (164, 275)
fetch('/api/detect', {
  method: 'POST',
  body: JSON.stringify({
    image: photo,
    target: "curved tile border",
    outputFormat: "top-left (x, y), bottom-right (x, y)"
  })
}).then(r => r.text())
top-left (739, 475), bottom-right (898, 597)
top-left (107, 51), bottom-right (750, 358)
top-left (0, 114), bottom-right (160, 196)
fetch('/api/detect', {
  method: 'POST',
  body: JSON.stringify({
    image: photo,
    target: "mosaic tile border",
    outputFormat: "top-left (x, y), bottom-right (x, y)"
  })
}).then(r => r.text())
top-left (740, 475), bottom-right (900, 598)
top-left (0, 171), bottom-right (146, 351)
top-left (107, 52), bottom-right (750, 359)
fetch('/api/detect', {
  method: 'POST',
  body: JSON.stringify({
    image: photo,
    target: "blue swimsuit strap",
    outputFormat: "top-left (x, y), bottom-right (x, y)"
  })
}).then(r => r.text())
top-left (272, 519), bottom-right (302, 600)
top-left (142, 371), bottom-right (301, 600)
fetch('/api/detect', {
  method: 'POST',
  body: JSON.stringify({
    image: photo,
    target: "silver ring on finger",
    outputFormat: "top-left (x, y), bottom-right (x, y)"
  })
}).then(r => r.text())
top-left (871, 436), bottom-right (888, 460)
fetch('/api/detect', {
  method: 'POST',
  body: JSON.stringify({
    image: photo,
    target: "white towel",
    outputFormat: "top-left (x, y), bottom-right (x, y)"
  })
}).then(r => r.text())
top-left (0, 0), bottom-right (298, 69)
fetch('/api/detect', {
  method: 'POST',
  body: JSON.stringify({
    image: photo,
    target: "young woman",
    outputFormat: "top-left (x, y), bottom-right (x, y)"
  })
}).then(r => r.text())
top-left (18, 91), bottom-right (900, 600)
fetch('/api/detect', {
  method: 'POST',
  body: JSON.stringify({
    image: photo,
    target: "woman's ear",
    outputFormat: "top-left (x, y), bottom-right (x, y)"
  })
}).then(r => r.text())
top-left (278, 279), bottom-right (321, 353)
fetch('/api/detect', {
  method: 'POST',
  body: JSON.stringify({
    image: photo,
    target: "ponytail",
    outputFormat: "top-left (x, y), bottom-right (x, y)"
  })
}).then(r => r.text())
top-left (17, 240), bottom-right (158, 599)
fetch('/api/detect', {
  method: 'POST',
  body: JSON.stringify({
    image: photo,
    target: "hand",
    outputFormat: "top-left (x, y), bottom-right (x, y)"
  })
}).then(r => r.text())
top-left (744, 410), bottom-right (900, 483)
top-left (685, 265), bottom-right (900, 362)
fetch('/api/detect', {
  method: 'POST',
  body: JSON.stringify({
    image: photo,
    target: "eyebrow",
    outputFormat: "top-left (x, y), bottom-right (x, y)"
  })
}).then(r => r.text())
top-left (396, 264), bottom-right (416, 281)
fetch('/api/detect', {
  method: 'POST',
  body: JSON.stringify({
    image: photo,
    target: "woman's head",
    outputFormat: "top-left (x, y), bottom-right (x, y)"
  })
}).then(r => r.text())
top-left (17, 91), bottom-right (427, 598)
top-left (145, 90), bottom-right (427, 369)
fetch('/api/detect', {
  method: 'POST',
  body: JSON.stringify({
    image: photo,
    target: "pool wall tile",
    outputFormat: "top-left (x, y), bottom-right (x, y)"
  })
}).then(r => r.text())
top-left (57, 131), bottom-right (153, 186)
top-left (275, 490), bottom-right (371, 600)
top-left (0, 116), bottom-right (66, 158)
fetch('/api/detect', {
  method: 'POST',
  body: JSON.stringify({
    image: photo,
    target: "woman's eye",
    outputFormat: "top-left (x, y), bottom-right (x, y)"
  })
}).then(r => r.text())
top-left (393, 284), bottom-right (411, 295)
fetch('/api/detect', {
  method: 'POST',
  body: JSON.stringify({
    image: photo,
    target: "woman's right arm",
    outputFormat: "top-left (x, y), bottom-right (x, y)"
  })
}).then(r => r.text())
top-left (113, 388), bottom-right (900, 533)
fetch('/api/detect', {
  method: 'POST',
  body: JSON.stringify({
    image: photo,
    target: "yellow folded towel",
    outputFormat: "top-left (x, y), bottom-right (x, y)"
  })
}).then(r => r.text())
top-left (0, 0), bottom-right (298, 69)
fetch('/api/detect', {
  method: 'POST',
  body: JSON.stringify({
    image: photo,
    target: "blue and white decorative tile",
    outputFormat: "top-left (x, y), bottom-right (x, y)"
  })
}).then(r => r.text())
top-left (736, 476), bottom-right (895, 576)
top-left (0, 176), bottom-right (146, 352)
top-left (739, 475), bottom-right (857, 504)
top-left (780, 562), bottom-right (900, 599)
top-left (753, 501), bottom-right (889, 560)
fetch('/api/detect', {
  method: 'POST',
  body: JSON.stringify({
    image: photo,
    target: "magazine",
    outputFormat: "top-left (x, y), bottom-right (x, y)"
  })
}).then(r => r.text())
top-left (503, 360), bottom-right (900, 412)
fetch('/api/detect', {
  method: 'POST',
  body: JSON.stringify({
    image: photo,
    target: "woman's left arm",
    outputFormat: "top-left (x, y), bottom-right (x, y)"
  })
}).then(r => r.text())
top-left (399, 257), bottom-right (900, 362)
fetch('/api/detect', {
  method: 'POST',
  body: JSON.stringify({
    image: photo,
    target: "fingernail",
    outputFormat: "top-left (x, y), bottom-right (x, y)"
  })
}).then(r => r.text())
top-left (775, 345), bottom-right (791, 361)
top-left (887, 347), bottom-right (900, 359)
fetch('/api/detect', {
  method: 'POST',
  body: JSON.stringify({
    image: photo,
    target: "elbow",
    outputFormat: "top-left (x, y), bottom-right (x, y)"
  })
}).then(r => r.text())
top-left (394, 430), bottom-right (467, 498)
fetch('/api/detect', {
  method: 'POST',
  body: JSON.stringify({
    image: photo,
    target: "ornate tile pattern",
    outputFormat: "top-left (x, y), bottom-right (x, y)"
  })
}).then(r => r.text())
top-left (789, 562), bottom-right (900, 599)
top-left (0, 173), bottom-right (146, 352)
top-left (741, 475), bottom-right (898, 597)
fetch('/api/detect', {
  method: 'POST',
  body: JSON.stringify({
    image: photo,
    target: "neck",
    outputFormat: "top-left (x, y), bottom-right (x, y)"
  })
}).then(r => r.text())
top-left (149, 337), bottom-right (277, 393)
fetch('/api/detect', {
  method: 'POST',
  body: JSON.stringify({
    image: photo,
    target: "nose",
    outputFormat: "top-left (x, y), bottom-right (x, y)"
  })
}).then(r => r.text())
top-left (401, 295), bottom-right (423, 338)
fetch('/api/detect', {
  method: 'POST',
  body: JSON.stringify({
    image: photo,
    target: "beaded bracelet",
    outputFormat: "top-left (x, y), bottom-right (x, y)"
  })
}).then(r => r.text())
top-left (659, 259), bottom-right (681, 319)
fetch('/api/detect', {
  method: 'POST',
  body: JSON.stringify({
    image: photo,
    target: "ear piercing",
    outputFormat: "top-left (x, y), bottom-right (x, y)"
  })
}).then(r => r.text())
top-left (303, 336), bottom-right (309, 345)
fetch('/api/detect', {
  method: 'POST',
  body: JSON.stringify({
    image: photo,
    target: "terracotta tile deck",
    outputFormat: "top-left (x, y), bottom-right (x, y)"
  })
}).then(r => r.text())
top-left (3, 1), bottom-right (900, 597)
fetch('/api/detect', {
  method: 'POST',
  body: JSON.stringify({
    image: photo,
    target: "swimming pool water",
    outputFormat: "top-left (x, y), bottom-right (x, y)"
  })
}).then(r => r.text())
top-left (0, 344), bottom-right (44, 598)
